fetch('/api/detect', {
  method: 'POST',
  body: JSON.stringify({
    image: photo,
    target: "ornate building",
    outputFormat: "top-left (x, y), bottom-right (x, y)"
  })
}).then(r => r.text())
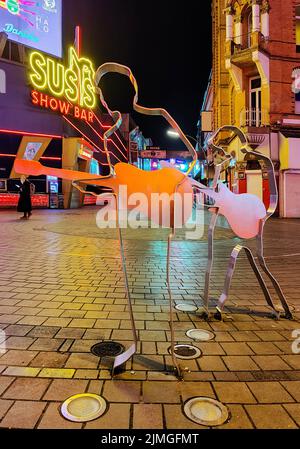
top-left (201, 0), bottom-right (300, 217)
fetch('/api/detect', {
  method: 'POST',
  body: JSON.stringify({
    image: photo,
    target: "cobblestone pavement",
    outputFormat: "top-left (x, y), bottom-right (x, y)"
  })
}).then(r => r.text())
top-left (0, 207), bottom-right (300, 429)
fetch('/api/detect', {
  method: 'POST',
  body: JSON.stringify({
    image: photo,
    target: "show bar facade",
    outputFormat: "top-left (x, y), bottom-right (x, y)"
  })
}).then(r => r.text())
top-left (0, 35), bottom-right (129, 210)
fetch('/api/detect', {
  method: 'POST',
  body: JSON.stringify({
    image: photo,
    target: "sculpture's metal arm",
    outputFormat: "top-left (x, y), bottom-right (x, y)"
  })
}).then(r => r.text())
top-left (94, 62), bottom-right (198, 175)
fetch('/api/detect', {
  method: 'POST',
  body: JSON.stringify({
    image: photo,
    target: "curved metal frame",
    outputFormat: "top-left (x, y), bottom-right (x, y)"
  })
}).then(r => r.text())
top-left (68, 62), bottom-right (199, 377)
top-left (200, 125), bottom-right (292, 320)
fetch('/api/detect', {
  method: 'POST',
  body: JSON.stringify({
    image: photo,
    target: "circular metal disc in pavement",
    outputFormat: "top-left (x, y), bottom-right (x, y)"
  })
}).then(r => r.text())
top-left (61, 394), bottom-right (107, 423)
top-left (91, 341), bottom-right (125, 357)
top-left (183, 397), bottom-right (229, 427)
top-left (186, 328), bottom-right (215, 342)
top-left (175, 304), bottom-right (198, 313)
top-left (169, 344), bottom-right (202, 360)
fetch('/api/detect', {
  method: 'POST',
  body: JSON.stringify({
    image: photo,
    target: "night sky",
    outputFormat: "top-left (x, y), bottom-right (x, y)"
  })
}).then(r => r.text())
top-left (63, 0), bottom-right (212, 150)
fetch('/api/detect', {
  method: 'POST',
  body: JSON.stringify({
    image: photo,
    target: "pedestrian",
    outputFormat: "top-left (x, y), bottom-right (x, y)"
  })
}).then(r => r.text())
top-left (17, 175), bottom-right (32, 220)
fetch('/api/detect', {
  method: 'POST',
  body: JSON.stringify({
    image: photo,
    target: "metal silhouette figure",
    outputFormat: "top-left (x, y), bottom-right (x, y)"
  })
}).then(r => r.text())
top-left (14, 69), bottom-right (293, 379)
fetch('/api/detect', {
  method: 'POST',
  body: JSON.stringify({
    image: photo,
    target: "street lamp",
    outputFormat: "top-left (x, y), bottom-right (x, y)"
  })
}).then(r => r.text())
top-left (167, 129), bottom-right (198, 145)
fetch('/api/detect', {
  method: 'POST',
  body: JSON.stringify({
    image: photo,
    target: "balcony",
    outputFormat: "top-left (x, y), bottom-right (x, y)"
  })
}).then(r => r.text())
top-left (240, 108), bottom-right (268, 128)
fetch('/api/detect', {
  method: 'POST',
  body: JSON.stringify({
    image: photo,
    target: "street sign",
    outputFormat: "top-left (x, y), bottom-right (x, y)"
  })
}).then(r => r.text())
top-left (140, 150), bottom-right (167, 159)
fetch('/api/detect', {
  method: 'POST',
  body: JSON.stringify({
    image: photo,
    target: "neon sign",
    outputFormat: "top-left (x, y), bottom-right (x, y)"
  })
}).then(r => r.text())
top-left (29, 47), bottom-right (96, 109)
top-left (29, 47), bottom-right (96, 123)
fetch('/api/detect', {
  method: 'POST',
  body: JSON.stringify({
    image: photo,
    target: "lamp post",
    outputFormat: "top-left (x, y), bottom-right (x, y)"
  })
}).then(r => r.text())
top-left (166, 129), bottom-right (199, 146)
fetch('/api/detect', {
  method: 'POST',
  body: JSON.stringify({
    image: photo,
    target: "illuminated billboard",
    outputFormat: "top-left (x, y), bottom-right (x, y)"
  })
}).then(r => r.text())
top-left (0, 0), bottom-right (62, 58)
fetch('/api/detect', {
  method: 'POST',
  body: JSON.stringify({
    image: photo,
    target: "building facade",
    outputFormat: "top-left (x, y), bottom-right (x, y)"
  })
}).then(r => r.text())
top-left (201, 0), bottom-right (300, 217)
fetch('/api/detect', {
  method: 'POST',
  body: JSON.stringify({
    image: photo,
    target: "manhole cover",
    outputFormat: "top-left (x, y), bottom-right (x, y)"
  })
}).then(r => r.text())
top-left (61, 393), bottom-right (107, 423)
top-left (183, 397), bottom-right (229, 427)
top-left (186, 329), bottom-right (215, 342)
top-left (91, 341), bottom-right (125, 357)
top-left (169, 344), bottom-right (202, 360)
top-left (175, 304), bottom-right (198, 313)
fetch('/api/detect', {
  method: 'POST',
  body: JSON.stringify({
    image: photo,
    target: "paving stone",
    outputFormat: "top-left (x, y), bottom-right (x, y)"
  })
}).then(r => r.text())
top-left (94, 319), bottom-right (120, 329)
top-left (103, 380), bottom-right (141, 403)
top-left (4, 325), bottom-right (33, 337)
top-left (29, 338), bottom-right (64, 351)
top-left (0, 399), bottom-right (13, 420)
top-left (0, 400), bottom-right (47, 429)
top-left (17, 317), bottom-right (47, 326)
top-left (3, 377), bottom-right (50, 400)
top-left (220, 342), bottom-right (254, 355)
top-left (247, 382), bottom-right (294, 403)
top-left (43, 318), bottom-right (72, 327)
top-left (252, 355), bottom-right (292, 371)
top-left (213, 382), bottom-right (256, 404)
top-left (164, 404), bottom-right (207, 429)
top-left (85, 403), bottom-right (130, 429)
top-left (65, 353), bottom-right (99, 369)
top-left (283, 404), bottom-right (300, 427)
top-left (3, 366), bottom-right (40, 377)
top-left (198, 355), bottom-right (228, 371)
top-left (0, 376), bottom-right (15, 395)
top-left (282, 355), bottom-right (300, 370)
top-left (43, 379), bottom-right (89, 401)
top-left (279, 381), bottom-right (300, 402)
top-left (254, 331), bottom-right (286, 341)
top-left (218, 404), bottom-right (254, 429)
top-left (27, 326), bottom-right (60, 338)
top-left (222, 356), bottom-right (260, 371)
top-left (245, 405), bottom-right (297, 429)
top-left (0, 350), bottom-right (38, 366)
top-left (38, 402), bottom-right (83, 429)
top-left (133, 404), bottom-right (163, 429)
top-left (4, 336), bottom-right (36, 350)
top-left (143, 381), bottom-right (181, 403)
top-left (39, 368), bottom-right (75, 379)
top-left (30, 352), bottom-right (69, 369)
top-left (55, 328), bottom-right (85, 339)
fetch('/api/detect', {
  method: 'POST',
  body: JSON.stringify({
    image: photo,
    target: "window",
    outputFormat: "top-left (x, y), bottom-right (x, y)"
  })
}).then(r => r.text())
top-left (296, 5), bottom-right (300, 52)
top-left (295, 91), bottom-right (300, 114)
top-left (249, 77), bottom-right (262, 126)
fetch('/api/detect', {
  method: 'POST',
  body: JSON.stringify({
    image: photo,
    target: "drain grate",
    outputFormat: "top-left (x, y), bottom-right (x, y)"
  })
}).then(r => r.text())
top-left (169, 344), bottom-right (202, 360)
top-left (91, 341), bottom-right (125, 357)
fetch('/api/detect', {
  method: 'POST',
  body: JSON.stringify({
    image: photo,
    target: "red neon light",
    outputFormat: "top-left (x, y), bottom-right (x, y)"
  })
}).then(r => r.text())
top-left (92, 113), bottom-right (128, 153)
top-left (40, 157), bottom-right (62, 161)
top-left (62, 116), bottom-right (109, 167)
top-left (84, 119), bottom-right (125, 163)
top-left (0, 129), bottom-right (62, 139)
top-left (0, 153), bottom-right (15, 157)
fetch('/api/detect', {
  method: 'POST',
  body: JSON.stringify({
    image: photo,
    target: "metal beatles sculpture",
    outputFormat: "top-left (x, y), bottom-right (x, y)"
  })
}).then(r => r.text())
top-left (191, 125), bottom-right (293, 321)
top-left (14, 65), bottom-right (293, 378)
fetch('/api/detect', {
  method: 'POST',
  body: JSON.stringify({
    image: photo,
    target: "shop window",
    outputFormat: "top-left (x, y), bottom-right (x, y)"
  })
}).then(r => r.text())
top-left (295, 91), bottom-right (300, 114)
top-left (296, 6), bottom-right (300, 52)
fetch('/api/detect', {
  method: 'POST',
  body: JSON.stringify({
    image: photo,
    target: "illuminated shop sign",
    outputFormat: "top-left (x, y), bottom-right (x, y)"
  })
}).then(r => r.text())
top-left (29, 47), bottom-right (96, 123)
top-left (0, 0), bottom-right (62, 58)
top-left (78, 144), bottom-right (93, 160)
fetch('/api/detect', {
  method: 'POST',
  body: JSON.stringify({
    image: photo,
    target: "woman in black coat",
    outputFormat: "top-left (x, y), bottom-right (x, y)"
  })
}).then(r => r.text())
top-left (17, 176), bottom-right (32, 219)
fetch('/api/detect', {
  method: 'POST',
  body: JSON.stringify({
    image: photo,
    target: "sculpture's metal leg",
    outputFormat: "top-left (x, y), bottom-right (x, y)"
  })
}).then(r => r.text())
top-left (166, 232), bottom-right (182, 379)
top-left (243, 247), bottom-right (279, 317)
top-left (218, 244), bottom-right (279, 319)
top-left (203, 210), bottom-right (219, 316)
top-left (112, 195), bottom-right (138, 375)
top-left (217, 244), bottom-right (243, 319)
top-left (256, 221), bottom-right (293, 320)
